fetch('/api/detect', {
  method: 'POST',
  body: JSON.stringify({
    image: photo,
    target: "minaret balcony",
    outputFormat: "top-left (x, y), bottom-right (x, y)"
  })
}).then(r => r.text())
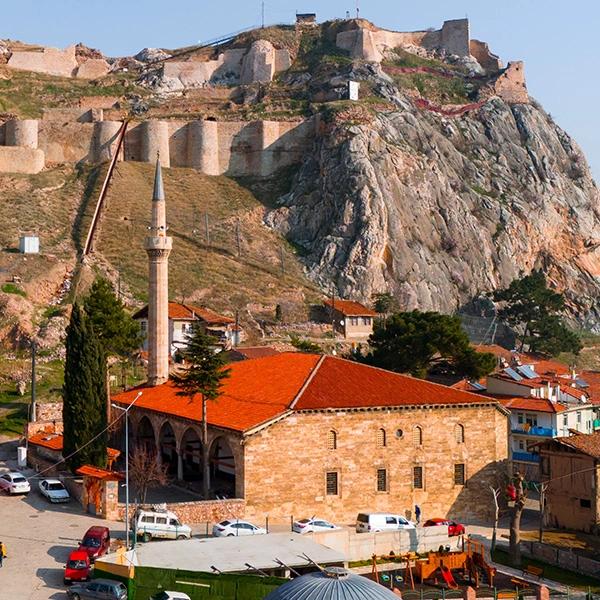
top-left (144, 236), bottom-right (173, 251)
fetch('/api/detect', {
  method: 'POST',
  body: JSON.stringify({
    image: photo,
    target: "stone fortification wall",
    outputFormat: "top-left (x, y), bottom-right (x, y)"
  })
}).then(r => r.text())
top-left (7, 45), bottom-right (110, 79)
top-left (0, 114), bottom-right (315, 176)
top-left (493, 61), bottom-right (528, 104)
top-left (470, 39), bottom-right (502, 72)
top-left (336, 18), bottom-right (470, 63)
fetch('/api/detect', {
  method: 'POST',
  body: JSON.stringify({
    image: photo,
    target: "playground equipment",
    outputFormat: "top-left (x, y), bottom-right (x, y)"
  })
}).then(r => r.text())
top-left (413, 538), bottom-right (495, 589)
top-left (371, 552), bottom-right (416, 591)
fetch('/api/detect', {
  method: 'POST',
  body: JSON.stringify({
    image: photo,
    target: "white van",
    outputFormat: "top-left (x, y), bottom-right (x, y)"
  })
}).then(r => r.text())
top-left (133, 508), bottom-right (192, 542)
top-left (356, 512), bottom-right (415, 533)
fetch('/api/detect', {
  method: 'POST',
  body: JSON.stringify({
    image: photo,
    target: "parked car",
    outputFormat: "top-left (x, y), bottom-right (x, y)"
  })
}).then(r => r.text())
top-left (212, 519), bottom-right (267, 537)
top-left (292, 518), bottom-right (340, 534)
top-left (150, 592), bottom-right (192, 600)
top-left (63, 550), bottom-right (91, 585)
top-left (356, 513), bottom-right (415, 533)
top-left (39, 478), bottom-right (70, 503)
top-left (133, 508), bottom-right (192, 542)
top-left (0, 471), bottom-right (30, 494)
top-left (66, 578), bottom-right (127, 600)
top-left (78, 526), bottom-right (111, 561)
top-left (423, 518), bottom-right (466, 536)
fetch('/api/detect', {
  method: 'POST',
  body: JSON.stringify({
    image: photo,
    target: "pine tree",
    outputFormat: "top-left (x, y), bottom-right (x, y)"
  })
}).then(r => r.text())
top-left (172, 328), bottom-right (230, 499)
top-left (63, 304), bottom-right (108, 471)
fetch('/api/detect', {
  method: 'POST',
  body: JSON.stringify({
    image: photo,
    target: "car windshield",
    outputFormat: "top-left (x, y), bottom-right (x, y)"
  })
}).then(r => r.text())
top-left (82, 537), bottom-right (100, 547)
top-left (357, 514), bottom-right (368, 523)
top-left (298, 519), bottom-right (310, 524)
top-left (220, 520), bottom-right (230, 526)
top-left (48, 483), bottom-right (65, 491)
top-left (12, 476), bottom-right (26, 483)
top-left (67, 559), bottom-right (87, 569)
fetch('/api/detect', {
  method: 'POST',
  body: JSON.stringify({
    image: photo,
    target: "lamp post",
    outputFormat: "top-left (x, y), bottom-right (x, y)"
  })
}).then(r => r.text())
top-left (111, 391), bottom-right (142, 549)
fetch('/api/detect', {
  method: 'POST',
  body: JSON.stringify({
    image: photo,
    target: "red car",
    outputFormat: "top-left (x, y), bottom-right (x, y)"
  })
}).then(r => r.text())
top-left (423, 518), bottom-right (466, 536)
top-left (78, 526), bottom-right (111, 561)
top-left (64, 550), bottom-right (91, 584)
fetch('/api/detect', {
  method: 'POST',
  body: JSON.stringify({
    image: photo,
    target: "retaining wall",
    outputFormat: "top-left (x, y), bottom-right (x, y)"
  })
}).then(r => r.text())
top-left (0, 146), bottom-right (45, 173)
top-left (519, 540), bottom-right (600, 580)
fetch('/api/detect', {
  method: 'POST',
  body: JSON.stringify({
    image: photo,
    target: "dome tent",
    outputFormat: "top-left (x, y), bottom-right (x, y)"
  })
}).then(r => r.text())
top-left (264, 567), bottom-right (399, 600)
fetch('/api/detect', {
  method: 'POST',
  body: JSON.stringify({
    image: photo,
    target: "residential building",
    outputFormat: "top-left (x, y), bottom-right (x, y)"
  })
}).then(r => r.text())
top-left (113, 352), bottom-right (508, 523)
top-left (536, 432), bottom-right (600, 533)
top-left (133, 301), bottom-right (241, 354)
top-left (323, 299), bottom-right (378, 340)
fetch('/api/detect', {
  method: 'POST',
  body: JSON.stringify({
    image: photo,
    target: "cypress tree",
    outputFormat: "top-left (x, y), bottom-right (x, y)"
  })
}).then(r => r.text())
top-left (63, 304), bottom-right (108, 471)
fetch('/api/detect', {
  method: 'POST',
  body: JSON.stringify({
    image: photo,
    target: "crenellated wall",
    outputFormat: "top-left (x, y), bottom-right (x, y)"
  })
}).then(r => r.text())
top-left (0, 115), bottom-right (315, 176)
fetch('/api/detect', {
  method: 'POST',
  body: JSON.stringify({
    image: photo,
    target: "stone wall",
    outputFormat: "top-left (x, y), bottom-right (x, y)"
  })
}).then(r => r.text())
top-left (493, 61), bottom-right (529, 104)
top-left (243, 405), bottom-right (508, 523)
top-left (35, 401), bottom-right (63, 423)
top-left (470, 40), bottom-right (502, 72)
top-left (0, 146), bottom-right (44, 173)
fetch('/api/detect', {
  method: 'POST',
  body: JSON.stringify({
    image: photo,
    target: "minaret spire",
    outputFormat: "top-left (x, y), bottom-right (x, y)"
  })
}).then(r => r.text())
top-left (144, 155), bottom-right (172, 386)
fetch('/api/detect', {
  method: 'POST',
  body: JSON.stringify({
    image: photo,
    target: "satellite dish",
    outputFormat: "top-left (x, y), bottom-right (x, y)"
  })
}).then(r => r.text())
top-left (339, 320), bottom-right (345, 326)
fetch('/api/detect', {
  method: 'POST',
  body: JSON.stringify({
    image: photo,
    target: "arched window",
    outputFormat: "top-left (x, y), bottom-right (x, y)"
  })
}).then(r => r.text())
top-left (413, 425), bottom-right (423, 447)
top-left (377, 428), bottom-right (387, 448)
top-left (327, 430), bottom-right (337, 450)
top-left (455, 423), bottom-right (465, 444)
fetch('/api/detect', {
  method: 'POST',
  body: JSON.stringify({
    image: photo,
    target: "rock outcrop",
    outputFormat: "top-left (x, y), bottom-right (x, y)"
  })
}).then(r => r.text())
top-left (267, 92), bottom-right (600, 328)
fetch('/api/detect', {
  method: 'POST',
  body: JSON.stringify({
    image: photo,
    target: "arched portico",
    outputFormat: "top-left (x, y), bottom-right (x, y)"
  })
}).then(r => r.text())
top-left (137, 416), bottom-right (157, 454)
top-left (158, 421), bottom-right (177, 476)
top-left (180, 427), bottom-right (203, 483)
top-left (210, 436), bottom-right (236, 498)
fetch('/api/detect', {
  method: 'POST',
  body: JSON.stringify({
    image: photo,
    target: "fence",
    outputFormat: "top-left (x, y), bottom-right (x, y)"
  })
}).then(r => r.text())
top-left (520, 540), bottom-right (600, 579)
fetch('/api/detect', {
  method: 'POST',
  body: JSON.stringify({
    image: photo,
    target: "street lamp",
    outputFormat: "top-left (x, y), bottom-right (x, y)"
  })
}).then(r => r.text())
top-left (111, 391), bottom-right (142, 549)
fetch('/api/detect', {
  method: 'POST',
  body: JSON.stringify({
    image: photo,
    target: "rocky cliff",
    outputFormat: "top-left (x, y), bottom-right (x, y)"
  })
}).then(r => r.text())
top-left (267, 72), bottom-right (600, 328)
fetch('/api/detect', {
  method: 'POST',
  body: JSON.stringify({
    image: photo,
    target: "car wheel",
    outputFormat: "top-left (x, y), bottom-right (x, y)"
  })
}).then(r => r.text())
top-left (177, 534), bottom-right (187, 540)
top-left (72, 594), bottom-right (81, 600)
top-left (227, 533), bottom-right (235, 537)
top-left (142, 532), bottom-right (151, 543)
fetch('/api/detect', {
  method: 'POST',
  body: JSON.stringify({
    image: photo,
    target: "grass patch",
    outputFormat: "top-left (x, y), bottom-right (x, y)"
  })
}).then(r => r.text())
top-left (393, 72), bottom-right (471, 105)
top-left (384, 48), bottom-right (468, 74)
top-left (492, 548), bottom-right (600, 591)
top-left (292, 27), bottom-right (352, 72)
top-left (1, 283), bottom-right (26, 296)
top-left (471, 185), bottom-right (497, 198)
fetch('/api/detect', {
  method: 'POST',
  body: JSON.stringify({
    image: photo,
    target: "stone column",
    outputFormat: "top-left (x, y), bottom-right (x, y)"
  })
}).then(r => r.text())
top-left (6, 119), bottom-right (39, 149)
top-left (187, 120), bottom-right (219, 175)
top-left (141, 120), bottom-right (171, 167)
top-left (93, 121), bottom-right (123, 163)
top-left (177, 452), bottom-right (184, 481)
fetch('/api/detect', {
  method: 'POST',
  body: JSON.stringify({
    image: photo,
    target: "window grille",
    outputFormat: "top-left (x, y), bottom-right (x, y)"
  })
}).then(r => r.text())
top-left (327, 430), bottom-right (337, 450)
top-left (454, 463), bottom-right (465, 486)
top-left (413, 466), bottom-right (423, 489)
top-left (326, 471), bottom-right (338, 495)
top-left (455, 424), bottom-right (465, 444)
top-left (377, 428), bottom-right (386, 447)
top-left (413, 426), bottom-right (423, 446)
top-left (377, 468), bottom-right (387, 492)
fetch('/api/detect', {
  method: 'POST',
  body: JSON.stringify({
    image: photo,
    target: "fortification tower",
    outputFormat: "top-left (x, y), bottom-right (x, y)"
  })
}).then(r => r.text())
top-left (144, 156), bottom-right (172, 386)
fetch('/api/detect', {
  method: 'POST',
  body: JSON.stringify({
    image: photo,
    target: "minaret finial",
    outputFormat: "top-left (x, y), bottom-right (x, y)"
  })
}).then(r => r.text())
top-left (153, 153), bottom-right (165, 201)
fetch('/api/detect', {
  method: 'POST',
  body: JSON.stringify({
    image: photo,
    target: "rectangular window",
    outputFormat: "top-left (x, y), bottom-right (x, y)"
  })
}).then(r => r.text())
top-left (563, 414), bottom-right (568, 427)
top-left (580, 498), bottom-right (591, 509)
top-left (413, 466), bottom-right (423, 489)
top-left (518, 440), bottom-right (525, 450)
top-left (577, 412), bottom-right (582, 424)
top-left (525, 414), bottom-right (538, 427)
top-left (350, 317), bottom-right (358, 326)
top-left (362, 317), bottom-right (371, 326)
top-left (326, 471), bottom-right (338, 496)
top-left (377, 468), bottom-right (388, 492)
top-left (140, 320), bottom-right (147, 332)
top-left (541, 457), bottom-right (550, 477)
top-left (454, 464), bottom-right (465, 486)
top-left (517, 413), bottom-right (524, 424)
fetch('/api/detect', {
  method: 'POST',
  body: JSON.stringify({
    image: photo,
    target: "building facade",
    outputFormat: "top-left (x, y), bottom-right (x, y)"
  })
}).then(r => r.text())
top-left (323, 299), bottom-right (378, 340)
top-left (114, 353), bottom-right (508, 523)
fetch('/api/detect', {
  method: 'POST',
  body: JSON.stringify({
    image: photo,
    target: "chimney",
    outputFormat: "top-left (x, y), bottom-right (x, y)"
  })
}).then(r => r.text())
top-left (144, 156), bottom-right (172, 386)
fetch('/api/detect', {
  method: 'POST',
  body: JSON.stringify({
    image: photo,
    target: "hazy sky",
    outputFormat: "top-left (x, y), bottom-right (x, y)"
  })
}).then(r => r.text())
top-left (4, 1), bottom-right (599, 178)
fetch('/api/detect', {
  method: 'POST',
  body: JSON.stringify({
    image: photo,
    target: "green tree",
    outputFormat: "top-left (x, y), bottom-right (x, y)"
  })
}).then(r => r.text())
top-left (172, 328), bottom-right (231, 499)
top-left (289, 333), bottom-right (322, 353)
top-left (63, 304), bottom-right (107, 470)
top-left (372, 293), bottom-right (395, 315)
top-left (493, 271), bottom-right (581, 356)
top-left (83, 278), bottom-right (141, 357)
top-left (358, 310), bottom-right (496, 379)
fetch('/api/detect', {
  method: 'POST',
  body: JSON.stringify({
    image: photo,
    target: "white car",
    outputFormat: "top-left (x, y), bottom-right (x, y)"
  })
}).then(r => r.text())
top-left (292, 518), bottom-right (340, 534)
top-left (0, 471), bottom-right (30, 494)
top-left (39, 478), bottom-right (70, 503)
top-left (212, 519), bottom-right (267, 537)
top-left (151, 593), bottom-right (191, 600)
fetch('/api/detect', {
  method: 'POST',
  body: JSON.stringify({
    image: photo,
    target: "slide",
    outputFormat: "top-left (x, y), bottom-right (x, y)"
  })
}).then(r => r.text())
top-left (439, 566), bottom-right (459, 590)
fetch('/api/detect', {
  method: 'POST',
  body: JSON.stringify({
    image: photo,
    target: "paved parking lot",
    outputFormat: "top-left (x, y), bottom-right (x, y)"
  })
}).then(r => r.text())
top-left (0, 438), bottom-right (122, 600)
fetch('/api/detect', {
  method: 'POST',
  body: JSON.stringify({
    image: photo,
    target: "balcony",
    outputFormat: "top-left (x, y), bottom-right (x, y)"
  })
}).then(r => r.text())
top-left (511, 426), bottom-right (556, 437)
top-left (594, 419), bottom-right (600, 431)
top-left (512, 451), bottom-right (541, 463)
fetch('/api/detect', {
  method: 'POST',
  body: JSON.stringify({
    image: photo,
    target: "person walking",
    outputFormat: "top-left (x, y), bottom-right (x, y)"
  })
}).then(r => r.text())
top-left (0, 540), bottom-right (6, 567)
top-left (414, 505), bottom-right (421, 525)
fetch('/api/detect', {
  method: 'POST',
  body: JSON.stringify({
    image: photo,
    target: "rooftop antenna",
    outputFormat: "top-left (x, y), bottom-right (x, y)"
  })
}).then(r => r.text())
top-left (261, 1), bottom-right (265, 28)
top-left (356, 0), bottom-right (359, 18)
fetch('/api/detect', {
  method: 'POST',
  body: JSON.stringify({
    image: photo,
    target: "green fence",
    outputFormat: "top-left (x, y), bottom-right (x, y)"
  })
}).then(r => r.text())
top-left (95, 565), bottom-right (286, 600)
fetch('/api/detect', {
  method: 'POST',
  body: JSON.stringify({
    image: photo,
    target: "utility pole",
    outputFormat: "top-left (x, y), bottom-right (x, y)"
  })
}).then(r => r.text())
top-left (235, 218), bottom-right (241, 257)
top-left (234, 310), bottom-right (239, 348)
top-left (30, 340), bottom-right (37, 423)
top-left (279, 246), bottom-right (285, 276)
top-left (261, 1), bottom-right (265, 28)
top-left (356, 0), bottom-right (359, 19)
top-left (205, 212), bottom-right (210, 246)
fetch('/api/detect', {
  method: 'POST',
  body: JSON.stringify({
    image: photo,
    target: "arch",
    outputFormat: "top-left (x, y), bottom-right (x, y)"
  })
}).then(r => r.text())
top-left (413, 425), bottom-right (423, 447)
top-left (181, 427), bottom-right (203, 482)
top-left (137, 416), bottom-right (157, 454)
top-left (455, 423), bottom-right (465, 444)
top-left (158, 421), bottom-right (177, 476)
top-left (209, 436), bottom-right (236, 498)
top-left (327, 429), bottom-right (337, 450)
top-left (376, 428), bottom-right (387, 448)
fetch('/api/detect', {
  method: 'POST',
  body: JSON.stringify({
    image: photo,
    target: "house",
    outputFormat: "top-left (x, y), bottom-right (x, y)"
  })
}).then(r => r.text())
top-left (113, 352), bottom-right (508, 523)
top-left (133, 301), bottom-right (241, 354)
top-left (323, 299), bottom-right (378, 340)
top-left (536, 432), bottom-right (600, 533)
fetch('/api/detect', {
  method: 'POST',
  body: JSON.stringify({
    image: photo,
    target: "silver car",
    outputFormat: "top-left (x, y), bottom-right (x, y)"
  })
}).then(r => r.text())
top-left (0, 471), bottom-right (30, 494)
top-left (67, 578), bottom-right (127, 600)
top-left (39, 478), bottom-right (70, 503)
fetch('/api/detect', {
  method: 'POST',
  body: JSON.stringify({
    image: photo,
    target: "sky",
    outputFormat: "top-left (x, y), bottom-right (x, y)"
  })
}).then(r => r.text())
top-left (3, 1), bottom-right (599, 178)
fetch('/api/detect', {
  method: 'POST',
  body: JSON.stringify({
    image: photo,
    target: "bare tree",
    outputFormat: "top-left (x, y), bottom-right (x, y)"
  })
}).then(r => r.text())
top-left (509, 471), bottom-right (527, 566)
top-left (129, 446), bottom-right (170, 505)
top-left (489, 486), bottom-right (501, 553)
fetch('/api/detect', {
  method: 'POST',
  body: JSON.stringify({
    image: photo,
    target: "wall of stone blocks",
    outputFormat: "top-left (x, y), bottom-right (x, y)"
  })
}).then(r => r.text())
top-left (470, 40), bottom-right (502, 72)
top-left (0, 146), bottom-right (45, 173)
top-left (494, 62), bottom-right (529, 104)
top-left (8, 46), bottom-right (78, 78)
top-left (243, 405), bottom-right (508, 524)
top-left (35, 401), bottom-right (63, 423)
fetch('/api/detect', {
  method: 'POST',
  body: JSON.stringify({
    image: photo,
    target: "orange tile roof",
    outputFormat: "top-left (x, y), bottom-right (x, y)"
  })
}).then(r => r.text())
top-left (545, 431), bottom-right (600, 458)
top-left (133, 302), bottom-right (234, 325)
top-left (579, 371), bottom-right (600, 404)
top-left (323, 299), bottom-right (378, 317)
top-left (474, 344), bottom-right (512, 361)
top-left (113, 354), bottom-right (502, 432)
top-left (450, 379), bottom-right (486, 392)
top-left (76, 465), bottom-right (123, 481)
top-left (495, 395), bottom-right (567, 413)
top-left (28, 432), bottom-right (63, 451)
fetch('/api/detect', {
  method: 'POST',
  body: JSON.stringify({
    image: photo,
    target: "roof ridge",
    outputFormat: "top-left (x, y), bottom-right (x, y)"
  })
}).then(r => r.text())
top-left (289, 354), bottom-right (326, 410)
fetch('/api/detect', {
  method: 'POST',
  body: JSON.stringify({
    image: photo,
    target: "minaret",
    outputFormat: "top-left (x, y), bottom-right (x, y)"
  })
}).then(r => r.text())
top-left (144, 155), bottom-right (172, 386)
